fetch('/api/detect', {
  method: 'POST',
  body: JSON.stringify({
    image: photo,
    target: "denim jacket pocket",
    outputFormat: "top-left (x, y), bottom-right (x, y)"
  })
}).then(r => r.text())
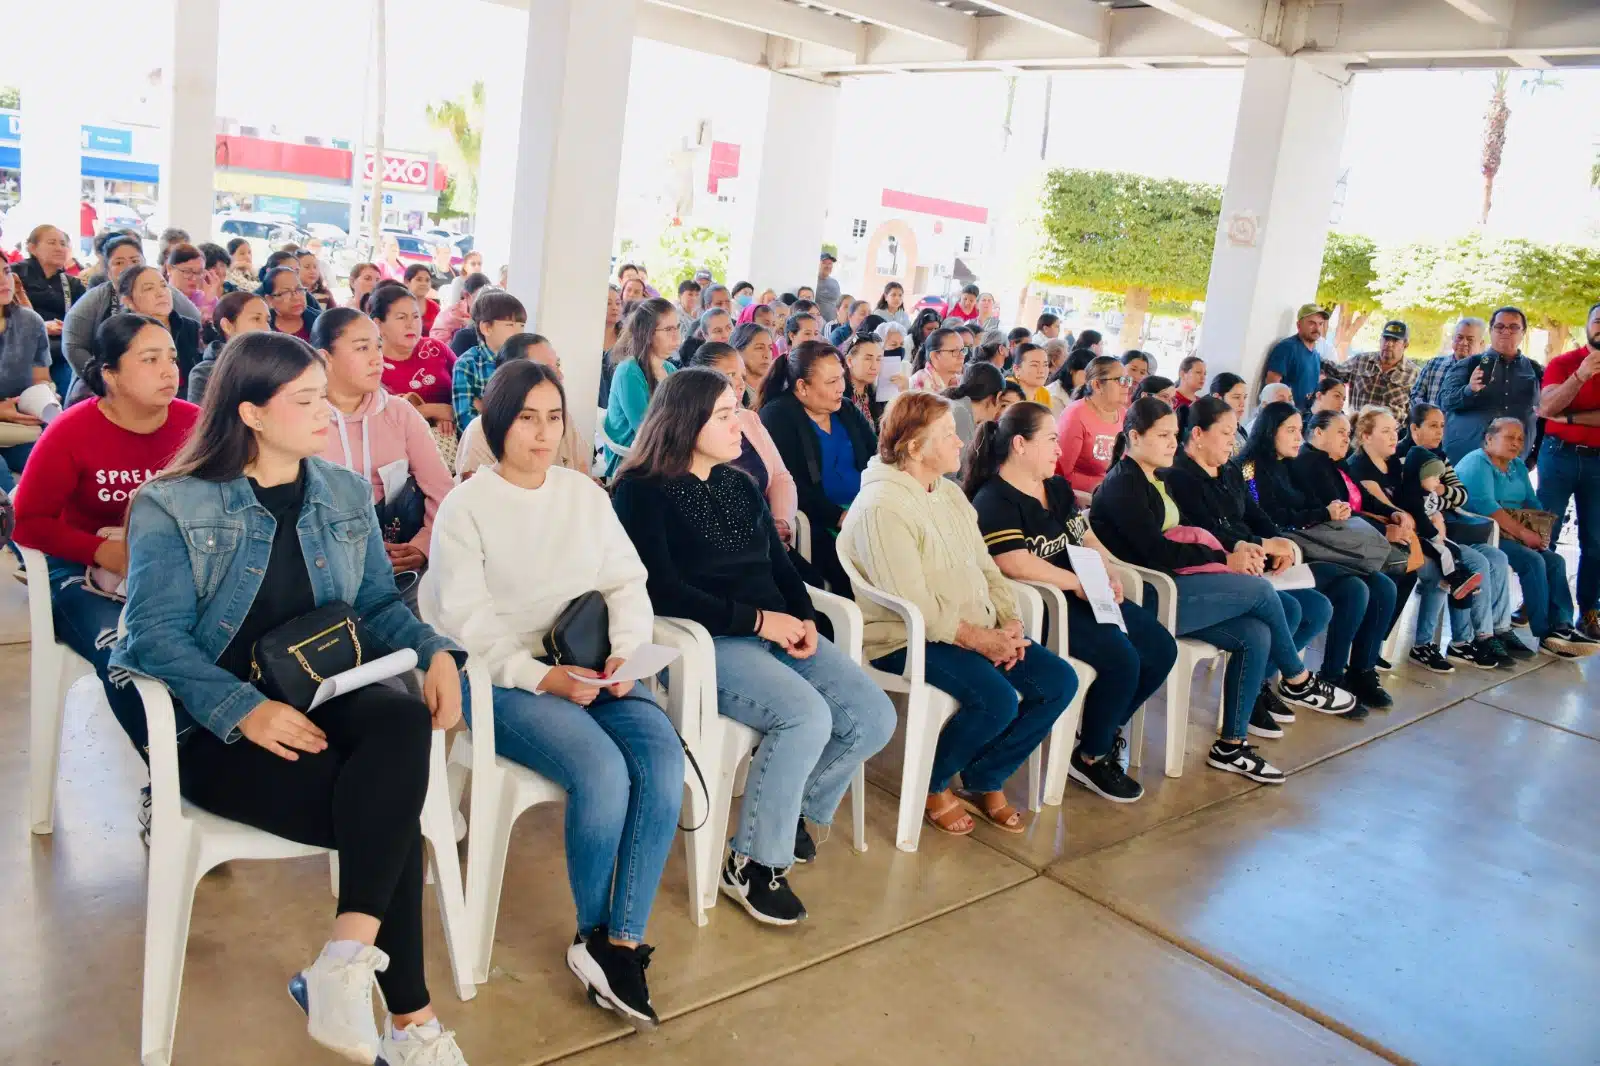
top-left (182, 522), bottom-right (244, 599)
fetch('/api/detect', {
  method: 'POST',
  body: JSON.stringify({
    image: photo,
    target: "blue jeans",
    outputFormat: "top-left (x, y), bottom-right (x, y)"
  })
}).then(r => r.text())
top-left (1499, 540), bottom-right (1575, 639)
top-left (714, 635), bottom-right (895, 869)
top-left (1065, 596), bottom-right (1177, 758)
top-left (1307, 564), bottom-right (1395, 677)
top-left (1278, 587), bottom-right (1332, 656)
top-left (1173, 572), bottom-right (1309, 741)
top-left (872, 639), bottom-right (1077, 795)
top-left (0, 441), bottom-right (36, 493)
top-left (474, 682), bottom-right (683, 943)
top-left (47, 556), bottom-right (149, 756)
top-left (1414, 543), bottom-right (1507, 645)
top-left (1537, 438), bottom-right (1600, 614)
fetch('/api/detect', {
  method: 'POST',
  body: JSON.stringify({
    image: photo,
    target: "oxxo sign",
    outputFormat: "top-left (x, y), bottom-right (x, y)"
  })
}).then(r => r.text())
top-left (362, 152), bottom-right (433, 189)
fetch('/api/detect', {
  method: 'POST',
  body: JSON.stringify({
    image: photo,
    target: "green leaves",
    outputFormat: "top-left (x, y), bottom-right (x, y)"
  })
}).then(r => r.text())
top-left (1318, 234), bottom-right (1379, 312)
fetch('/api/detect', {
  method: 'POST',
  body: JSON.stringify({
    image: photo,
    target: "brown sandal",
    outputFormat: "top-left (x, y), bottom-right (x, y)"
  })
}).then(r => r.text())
top-left (923, 795), bottom-right (975, 836)
top-left (953, 789), bottom-right (1026, 834)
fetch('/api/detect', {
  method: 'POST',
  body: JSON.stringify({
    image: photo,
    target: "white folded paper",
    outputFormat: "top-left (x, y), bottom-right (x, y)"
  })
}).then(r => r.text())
top-left (568, 643), bottom-right (683, 686)
top-left (1065, 546), bottom-right (1127, 631)
top-left (1266, 563), bottom-right (1316, 591)
top-left (308, 648), bottom-right (418, 711)
top-left (17, 382), bottom-right (61, 423)
top-left (875, 355), bottom-right (904, 401)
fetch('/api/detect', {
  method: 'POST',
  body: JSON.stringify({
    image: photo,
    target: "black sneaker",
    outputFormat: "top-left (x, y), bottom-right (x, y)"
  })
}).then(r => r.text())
top-left (1447, 639), bottom-right (1500, 670)
top-left (793, 819), bottom-right (817, 865)
top-left (1560, 623), bottom-right (1600, 648)
top-left (567, 926), bottom-right (659, 1030)
top-left (1260, 685), bottom-right (1295, 724)
top-left (1341, 667), bottom-right (1393, 709)
top-left (1478, 636), bottom-right (1516, 669)
top-left (1407, 644), bottom-right (1455, 674)
top-left (1247, 693), bottom-right (1284, 738)
top-left (1374, 656), bottom-right (1395, 673)
top-left (1275, 673), bottom-right (1359, 715)
top-left (1206, 740), bottom-right (1285, 784)
top-left (1543, 626), bottom-right (1600, 659)
top-left (139, 784), bottom-right (152, 847)
top-left (720, 853), bottom-right (807, 926)
top-left (1067, 745), bottom-right (1144, 803)
top-left (1494, 630), bottom-right (1537, 660)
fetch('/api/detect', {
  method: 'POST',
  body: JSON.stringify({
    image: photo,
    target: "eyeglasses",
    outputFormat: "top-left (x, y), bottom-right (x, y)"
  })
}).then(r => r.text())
top-left (271, 286), bottom-right (305, 299)
top-left (654, 324), bottom-right (679, 335)
top-left (1490, 323), bottom-right (1525, 333)
top-left (936, 347), bottom-right (964, 357)
top-left (1097, 375), bottom-right (1133, 387)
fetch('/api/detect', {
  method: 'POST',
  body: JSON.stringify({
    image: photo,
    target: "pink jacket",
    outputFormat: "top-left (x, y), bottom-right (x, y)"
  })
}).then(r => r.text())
top-left (319, 390), bottom-right (455, 555)
top-left (430, 302), bottom-right (470, 344)
top-left (737, 408), bottom-right (797, 531)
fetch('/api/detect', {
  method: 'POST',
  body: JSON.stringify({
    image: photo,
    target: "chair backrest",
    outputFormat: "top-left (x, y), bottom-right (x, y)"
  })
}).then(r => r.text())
top-left (835, 550), bottom-right (927, 687)
top-left (415, 569), bottom-right (503, 779)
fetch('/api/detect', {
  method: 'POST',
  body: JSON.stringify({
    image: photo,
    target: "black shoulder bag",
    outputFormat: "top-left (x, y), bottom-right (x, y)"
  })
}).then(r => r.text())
top-left (250, 602), bottom-right (375, 711)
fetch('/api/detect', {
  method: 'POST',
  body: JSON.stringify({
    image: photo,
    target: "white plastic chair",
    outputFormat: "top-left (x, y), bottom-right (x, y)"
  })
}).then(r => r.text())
top-left (22, 545), bottom-right (99, 835)
top-left (133, 676), bottom-right (475, 1066)
top-left (793, 510), bottom-right (813, 563)
top-left (1117, 561), bottom-right (1227, 779)
top-left (663, 584), bottom-right (870, 922)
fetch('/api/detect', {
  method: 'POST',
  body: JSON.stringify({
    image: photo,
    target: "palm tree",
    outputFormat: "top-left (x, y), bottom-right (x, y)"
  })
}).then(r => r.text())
top-left (425, 81), bottom-right (485, 216)
top-left (1480, 70), bottom-right (1560, 225)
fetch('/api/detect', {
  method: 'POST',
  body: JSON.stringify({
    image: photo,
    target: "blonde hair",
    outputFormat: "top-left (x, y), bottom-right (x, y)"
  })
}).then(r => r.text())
top-left (1353, 404), bottom-right (1395, 441)
top-left (877, 391), bottom-right (951, 466)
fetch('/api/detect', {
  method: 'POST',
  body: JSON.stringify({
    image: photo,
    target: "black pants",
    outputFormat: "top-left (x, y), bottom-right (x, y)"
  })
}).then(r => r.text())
top-left (178, 685), bottom-right (434, 1015)
top-left (1384, 568), bottom-right (1421, 639)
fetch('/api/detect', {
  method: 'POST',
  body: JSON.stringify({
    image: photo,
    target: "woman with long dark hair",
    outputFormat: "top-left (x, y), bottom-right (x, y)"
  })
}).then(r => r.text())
top-left (965, 402), bottom-right (1176, 803)
top-left (840, 331), bottom-right (892, 430)
top-left (1056, 354), bottom-right (1129, 495)
top-left (111, 332), bottom-right (470, 1065)
top-left (115, 264), bottom-right (205, 396)
top-left (187, 289), bottom-right (270, 405)
top-left (730, 321), bottom-right (775, 408)
top-left (1089, 398), bottom-right (1355, 783)
top-left (875, 281), bottom-right (910, 329)
top-left (612, 368), bottom-right (894, 926)
top-left (369, 281), bottom-right (457, 436)
top-left (600, 296), bottom-right (679, 476)
top-left (906, 309), bottom-right (947, 382)
top-left (688, 342), bottom-right (798, 546)
top-left (18, 224), bottom-right (86, 397)
top-left (942, 361), bottom-right (1006, 452)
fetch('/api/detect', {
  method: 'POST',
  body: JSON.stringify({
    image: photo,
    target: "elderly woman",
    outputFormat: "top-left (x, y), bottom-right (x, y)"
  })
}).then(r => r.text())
top-left (840, 391), bottom-right (1078, 836)
top-left (1456, 417), bottom-right (1600, 658)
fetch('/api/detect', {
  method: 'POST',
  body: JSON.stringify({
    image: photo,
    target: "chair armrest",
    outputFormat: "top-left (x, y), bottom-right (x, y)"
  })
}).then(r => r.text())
top-left (1106, 562), bottom-right (1142, 607)
top-left (794, 511), bottom-right (813, 563)
top-left (836, 553), bottom-right (927, 685)
top-left (1456, 509), bottom-right (1501, 548)
top-left (462, 661), bottom-right (499, 780)
top-left (1006, 580), bottom-right (1046, 643)
top-left (655, 617), bottom-right (716, 748)
top-left (1114, 558), bottom-right (1178, 633)
top-left (1015, 579), bottom-right (1069, 658)
top-left (18, 545), bottom-right (59, 647)
top-left (807, 585), bottom-right (863, 662)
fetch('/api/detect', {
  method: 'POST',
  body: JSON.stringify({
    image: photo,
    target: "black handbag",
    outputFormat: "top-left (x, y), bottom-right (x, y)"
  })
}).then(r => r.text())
top-left (249, 602), bottom-right (375, 711)
top-left (541, 590), bottom-right (611, 672)
top-left (1284, 517), bottom-right (1392, 575)
top-left (376, 476), bottom-right (426, 545)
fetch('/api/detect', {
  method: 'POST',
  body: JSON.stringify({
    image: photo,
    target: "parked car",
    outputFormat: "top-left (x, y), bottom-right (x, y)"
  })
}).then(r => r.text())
top-left (382, 227), bottom-right (463, 268)
top-left (305, 222), bottom-right (349, 247)
top-left (417, 227), bottom-right (474, 255)
top-left (214, 212), bottom-right (310, 266)
top-left (914, 294), bottom-right (947, 318)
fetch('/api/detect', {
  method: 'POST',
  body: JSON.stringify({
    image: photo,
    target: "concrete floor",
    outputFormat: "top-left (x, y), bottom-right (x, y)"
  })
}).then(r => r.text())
top-left (6, 566), bottom-right (1596, 1066)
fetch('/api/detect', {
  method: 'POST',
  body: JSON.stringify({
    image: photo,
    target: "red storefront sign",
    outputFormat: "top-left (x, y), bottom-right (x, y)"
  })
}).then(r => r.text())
top-left (362, 152), bottom-right (433, 188)
top-left (213, 135), bottom-right (447, 191)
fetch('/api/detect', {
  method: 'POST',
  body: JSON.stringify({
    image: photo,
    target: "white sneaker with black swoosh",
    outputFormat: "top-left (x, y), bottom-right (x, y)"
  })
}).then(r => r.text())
top-left (1274, 673), bottom-right (1358, 715)
top-left (1207, 740), bottom-right (1285, 784)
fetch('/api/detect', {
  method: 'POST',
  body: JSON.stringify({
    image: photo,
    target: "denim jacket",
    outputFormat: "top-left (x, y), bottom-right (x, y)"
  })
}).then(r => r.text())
top-left (110, 457), bottom-right (461, 743)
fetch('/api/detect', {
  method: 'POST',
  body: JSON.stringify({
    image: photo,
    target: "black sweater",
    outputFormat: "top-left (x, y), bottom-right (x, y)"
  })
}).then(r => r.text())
top-left (1290, 445), bottom-right (1358, 511)
top-left (759, 391), bottom-right (876, 531)
top-left (1242, 453), bottom-right (1328, 531)
top-left (611, 465), bottom-right (815, 636)
top-left (1162, 451), bottom-right (1279, 550)
top-left (1344, 449), bottom-right (1402, 519)
top-left (1089, 457), bottom-right (1226, 573)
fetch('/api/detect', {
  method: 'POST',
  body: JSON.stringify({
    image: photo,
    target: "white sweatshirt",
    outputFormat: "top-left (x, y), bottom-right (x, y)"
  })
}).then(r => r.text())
top-left (427, 465), bottom-right (653, 693)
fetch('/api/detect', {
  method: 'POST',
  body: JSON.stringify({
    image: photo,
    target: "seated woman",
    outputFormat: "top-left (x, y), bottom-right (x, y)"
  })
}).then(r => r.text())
top-left (678, 306), bottom-right (733, 366)
top-left (1132, 375), bottom-right (1176, 407)
top-left (1209, 372), bottom-right (1248, 428)
top-left (1044, 346), bottom-right (1092, 416)
top-left (370, 281), bottom-right (457, 437)
top-left (63, 234), bottom-right (201, 404)
top-left (613, 369), bottom-right (895, 926)
top-left (1009, 342), bottom-right (1052, 407)
top-left (840, 331), bottom-right (893, 431)
top-left (430, 359), bottom-right (680, 1028)
top-left (942, 361), bottom-right (1006, 453)
top-left (730, 321), bottom-right (775, 408)
top-left (908, 327), bottom-right (964, 393)
top-left (0, 258), bottom-right (52, 489)
top-left (188, 289), bottom-right (269, 405)
top-left (1220, 400), bottom-right (1401, 710)
top-left (840, 392), bottom-right (1077, 833)
top-left (1401, 403), bottom-right (1525, 669)
top-left (1343, 406), bottom-right (1431, 644)
top-left (261, 264), bottom-right (320, 342)
top-left (116, 265), bottom-right (204, 397)
top-left (688, 342), bottom-right (798, 547)
top-left (313, 308), bottom-right (455, 584)
top-left (1089, 398), bottom-right (1356, 783)
top-left (17, 224), bottom-right (87, 398)
top-left (345, 262), bottom-right (381, 311)
top-left (1456, 417), bottom-right (1600, 658)
top-left (601, 297), bottom-right (679, 478)
top-left (965, 402), bottom-right (1177, 803)
top-left (1310, 376), bottom-right (1347, 415)
top-left (1056, 355), bottom-right (1130, 496)
top-left (111, 332), bottom-right (470, 1066)
top-left (297, 249), bottom-right (336, 311)
top-left (456, 333), bottom-right (588, 480)
top-left (758, 341), bottom-right (876, 594)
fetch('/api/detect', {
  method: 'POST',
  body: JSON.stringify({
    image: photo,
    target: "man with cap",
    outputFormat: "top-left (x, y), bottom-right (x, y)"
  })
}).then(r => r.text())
top-left (815, 250), bottom-right (841, 324)
top-left (1264, 303), bottom-right (1335, 408)
top-left (1340, 320), bottom-right (1420, 422)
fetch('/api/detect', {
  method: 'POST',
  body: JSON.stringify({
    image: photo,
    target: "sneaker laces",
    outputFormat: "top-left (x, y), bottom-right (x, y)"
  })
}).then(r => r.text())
top-left (325, 949), bottom-right (386, 1028)
top-left (392, 1024), bottom-right (466, 1066)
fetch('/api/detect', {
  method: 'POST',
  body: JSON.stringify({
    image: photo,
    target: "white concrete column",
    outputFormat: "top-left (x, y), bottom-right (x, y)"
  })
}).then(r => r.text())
top-left (726, 73), bottom-right (839, 294)
top-left (502, 0), bottom-right (638, 445)
top-left (1198, 57), bottom-right (1351, 389)
top-left (16, 8), bottom-right (85, 252)
top-left (161, 0), bottom-right (221, 240)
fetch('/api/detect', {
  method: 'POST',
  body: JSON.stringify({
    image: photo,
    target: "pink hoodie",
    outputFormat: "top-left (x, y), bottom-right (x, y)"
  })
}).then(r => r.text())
top-left (319, 390), bottom-right (455, 555)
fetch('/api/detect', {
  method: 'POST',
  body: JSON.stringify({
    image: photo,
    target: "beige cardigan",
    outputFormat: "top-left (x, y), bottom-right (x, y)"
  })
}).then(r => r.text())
top-left (839, 458), bottom-right (1018, 662)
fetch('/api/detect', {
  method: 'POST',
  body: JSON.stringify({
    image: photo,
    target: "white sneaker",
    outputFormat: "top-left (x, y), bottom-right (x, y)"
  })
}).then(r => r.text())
top-left (380, 1021), bottom-right (469, 1066)
top-left (288, 944), bottom-right (388, 1063)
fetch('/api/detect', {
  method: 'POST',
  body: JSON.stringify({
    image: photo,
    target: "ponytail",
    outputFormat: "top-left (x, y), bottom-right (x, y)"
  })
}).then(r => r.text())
top-left (1110, 395), bottom-right (1172, 466)
top-left (1074, 354), bottom-right (1123, 400)
top-left (942, 362), bottom-right (1004, 404)
top-left (962, 401), bottom-right (1052, 499)
top-left (759, 340), bottom-right (841, 409)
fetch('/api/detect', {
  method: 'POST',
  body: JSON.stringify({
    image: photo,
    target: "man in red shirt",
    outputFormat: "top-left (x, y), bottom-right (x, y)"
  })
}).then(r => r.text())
top-left (1536, 300), bottom-right (1600, 638)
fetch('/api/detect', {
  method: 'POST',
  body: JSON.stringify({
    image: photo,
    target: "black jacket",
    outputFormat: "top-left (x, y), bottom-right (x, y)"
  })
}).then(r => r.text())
top-left (188, 339), bottom-right (224, 405)
top-left (759, 391), bottom-right (876, 531)
top-left (611, 466), bottom-right (815, 636)
top-left (1290, 445), bottom-right (1357, 511)
top-left (18, 258), bottom-right (85, 364)
top-left (1162, 451), bottom-right (1279, 550)
top-left (449, 326), bottom-right (477, 357)
top-left (1242, 453), bottom-right (1327, 531)
top-left (1089, 457), bottom-right (1226, 573)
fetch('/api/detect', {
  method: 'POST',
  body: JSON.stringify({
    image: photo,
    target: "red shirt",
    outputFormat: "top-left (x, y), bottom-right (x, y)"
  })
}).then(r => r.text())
top-left (13, 399), bottom-right (201, 565)
top-left (947, 303), bottom-right (980, 323)
top-left (1172, 392), bottom-right (1195, 409)
top-left (1543, 346), bottom-right (1600, 448)
top-left (381, 337), bottom-right (455, 406)
top-left (79, 202), bottom-right (97, 238)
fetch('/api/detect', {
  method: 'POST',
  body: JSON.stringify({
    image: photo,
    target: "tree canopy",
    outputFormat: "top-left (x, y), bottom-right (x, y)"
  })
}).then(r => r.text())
top-left (1318, 233), bottom-right (1379, 311)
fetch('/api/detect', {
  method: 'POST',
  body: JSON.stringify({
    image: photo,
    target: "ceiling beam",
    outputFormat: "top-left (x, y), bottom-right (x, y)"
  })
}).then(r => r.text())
top-left (647, 0), bottom-right (863, 55)
top-left (1507, 48), bottom-right (1551, 67)
top-left (1136, 0), bottom-right (1267, 40)
top-left (964, 0), bottom-right (1108, 45)
top-left (1439, 0), bottom-right (1518, 28)
top-left (807, 0), bottom-right (975, 51)
top-left (634, 2), bottom-right (771, 65)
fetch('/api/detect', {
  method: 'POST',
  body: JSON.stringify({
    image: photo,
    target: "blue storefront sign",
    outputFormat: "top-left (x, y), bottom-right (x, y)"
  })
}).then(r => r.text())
top-left (1, 111), bottom-right (134, 155)
top-left (0, 109), bottom-right (158, 183)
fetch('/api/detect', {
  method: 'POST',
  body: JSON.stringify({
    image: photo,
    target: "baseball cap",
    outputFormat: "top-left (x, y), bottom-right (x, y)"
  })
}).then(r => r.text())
top-left (820, 251), bottom-right (837, 262)
top-left (1295, 303), bottom-right (1330, 321)
top-left (1380, 320), bottom-right (1408, 341)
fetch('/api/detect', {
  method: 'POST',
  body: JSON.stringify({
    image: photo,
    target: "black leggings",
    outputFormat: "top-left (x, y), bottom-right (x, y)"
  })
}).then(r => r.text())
top-left (178, 685), bottom-right (434, 1015)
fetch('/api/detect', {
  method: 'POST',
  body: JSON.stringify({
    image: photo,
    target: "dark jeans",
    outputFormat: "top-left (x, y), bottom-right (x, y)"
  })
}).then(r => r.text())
top-left (178, 685), bottom-right (434, 1015)
top-left (1500, 539), bottom-right (1575, 638)
top-left (46, 556), bottom-right (150, 756)
top-left (1537, 438), bottom-right (1600, 614)
top-left (1063, 596), bottom-right (1176, 758)
top-left (1385, 568), bottom-right (1420, 639)
top-left (1173, 573), bottom-right (1308, 741)
top-left (0, 440), bottom-right (36, 494)
top-left (1308, 563), bottom-right (1396, 677)
top-left (872, 640), bottom-right (1077, 794)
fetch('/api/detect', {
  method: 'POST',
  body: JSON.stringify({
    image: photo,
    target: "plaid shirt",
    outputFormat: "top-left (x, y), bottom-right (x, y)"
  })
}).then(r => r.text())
top-left (1337, 351), bottom-right (1419, 422)
top-left (452, 344), bottom-right (496, 429)
top-left (1410, 353), bottom-right (1457, 410)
